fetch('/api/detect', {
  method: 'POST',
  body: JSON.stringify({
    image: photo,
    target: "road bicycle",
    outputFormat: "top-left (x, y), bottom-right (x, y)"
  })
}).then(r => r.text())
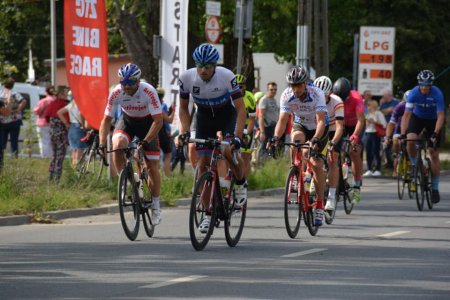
top-left (410, 136), bottom-right (433, 211)
top-left (188, 137), bottom-right (246, 251)
top-left (396, 138), bottom-right (414, 200)
top-left (283, 142), bottom-right (322, 238)
top-left (108, 138), bottom-right (155, 241)
top-left (75, 130), bottom-right (108, 181)
top-left (337, 138), bottom-right (355, 215)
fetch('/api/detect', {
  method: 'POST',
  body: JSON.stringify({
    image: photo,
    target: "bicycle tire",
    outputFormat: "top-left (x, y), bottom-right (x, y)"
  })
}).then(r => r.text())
top-left (118, 168), bottom-right (140, 241)
top-left (141, 175), bottom-right (155, 238)
top-left (324, 187), bottom-right (336, 225)
top-left (224, 184), bottom-right (247, 247)
top-left (414, 160), bottom-right (425, 211)
top-left (424, 158), bottom-right (433, 210)
top-left (397, 154), bottom-right (406, 200)
top-left (304, 193), bottom-right (319, 236)
top-left (189, 172), bottom-right (217, 251)
top-left (75, 147), bottom-right (91, 179)
top-left (284, 167), bottom-right (301, 238)
top-left (342, 181), bottom-right (354, 215)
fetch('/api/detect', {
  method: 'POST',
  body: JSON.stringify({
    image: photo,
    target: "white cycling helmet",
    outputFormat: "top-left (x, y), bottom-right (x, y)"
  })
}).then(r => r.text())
top-left (313, 76), bottom-right (333, 95)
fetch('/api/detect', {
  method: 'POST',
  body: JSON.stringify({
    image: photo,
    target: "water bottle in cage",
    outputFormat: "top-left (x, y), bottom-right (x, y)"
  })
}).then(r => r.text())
top-left (304, 171), bottom-right (312, 193)
top-left (219, 175), bottom-right (231, 198)
top-left (134, 172), bottom-right (144, 198)
top-left (347, 166), bottom-right (355, 187)
top-left (342, 162), bottom-right (349, 180)
top-left (423, 159), bottom-right (429, 175)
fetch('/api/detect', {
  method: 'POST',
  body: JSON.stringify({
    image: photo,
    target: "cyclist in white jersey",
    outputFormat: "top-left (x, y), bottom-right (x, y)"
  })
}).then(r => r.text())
top-left (99, 63), bottom-right (164, 224)
top-left (178, 43), bottom-right (248, 233)
top-left (270, 66), bottom-right (329, 226)
top-left (314, 76), bottom-right (344, 211)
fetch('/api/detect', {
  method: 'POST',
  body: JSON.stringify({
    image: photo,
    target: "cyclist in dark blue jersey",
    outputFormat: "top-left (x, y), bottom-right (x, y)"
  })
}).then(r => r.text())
top-left (400, 70), bottom-right (445, 203)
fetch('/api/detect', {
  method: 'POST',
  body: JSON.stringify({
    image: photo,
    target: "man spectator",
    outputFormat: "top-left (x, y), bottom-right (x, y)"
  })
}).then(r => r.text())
top-left (0, 77), bottom-right (27, 161)
top-left (33, 86), bottom-right (55, 158)
top-left (258, 81), bottom-right (279, 157)
top-left (379, 88), bottom-right (399, 168)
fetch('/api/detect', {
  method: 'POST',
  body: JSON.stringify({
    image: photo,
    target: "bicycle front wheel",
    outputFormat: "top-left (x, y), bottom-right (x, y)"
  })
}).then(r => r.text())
top-left (304, 194), bottom-right (319, 236)
top-left (342, 181), bottom-right (354, 215)
top-left (397, 154), bottom-right (406, 200)
top-left (189, 172), bottom-right (217, 251)
top-left (118, 168), bottom-right (140, 241)
top-left (284, 167), bottom-right (301, 238)
top-left (224, 191), bottom-right (247, 247)
top-left (424, 158), bottom-right (433, 210)
top-left (414, 161), bottom-right (425, 211)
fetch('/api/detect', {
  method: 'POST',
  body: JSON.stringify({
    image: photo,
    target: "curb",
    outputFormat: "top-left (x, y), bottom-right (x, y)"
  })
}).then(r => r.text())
top-left (0, 188), bottom-right (284, 227)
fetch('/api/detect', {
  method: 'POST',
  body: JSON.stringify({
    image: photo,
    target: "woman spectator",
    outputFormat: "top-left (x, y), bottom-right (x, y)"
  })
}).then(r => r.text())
top-left (57, 92), bottom-right (88, 167)
top-left (363, 99), bottom-right (387, 177)
top-left (33, 86), bottom-right (55, 158)
top-left (44, 86), bottom-right (69, 182)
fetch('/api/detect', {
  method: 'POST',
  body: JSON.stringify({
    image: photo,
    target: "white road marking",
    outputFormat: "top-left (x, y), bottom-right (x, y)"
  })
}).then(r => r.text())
top-left (281, 248), bottom-right (327, 258)
top-left (140, 275), bottom-right (207, 289)
top-left (377, 231), bottom-right (410, 238)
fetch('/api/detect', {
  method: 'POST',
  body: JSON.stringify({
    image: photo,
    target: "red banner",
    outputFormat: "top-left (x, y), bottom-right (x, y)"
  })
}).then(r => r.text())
top-left (64, 0), bottom-right (109, 129)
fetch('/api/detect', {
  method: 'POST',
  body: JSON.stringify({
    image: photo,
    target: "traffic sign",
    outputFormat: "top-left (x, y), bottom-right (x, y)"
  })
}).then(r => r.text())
top-left (205, 16), bottom-right (221, 44)
top-left (357, 26), bottom-right (395, 96)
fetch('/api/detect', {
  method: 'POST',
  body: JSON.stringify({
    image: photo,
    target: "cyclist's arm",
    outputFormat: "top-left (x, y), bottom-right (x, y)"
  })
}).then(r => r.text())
top-left (333, 118), bottom-right (344, 144)
top-left (400, 110), bottom-right (412, 136)
top-left (99, 115), bottom-right (112, 146)
top-left (385, 121), bottom-right (396, 138)
top-left (144, 113), bottom-right (163, 143)
top-left (434, 111), bottom-right (445, 135)
top-left (246, 116), bottom-right (256, 135)
top-left (234, 97), bottom-right (246, 139)
top-left (353, 111), bottom-right (365, 137)
top-left (178, 97), bottom-right (191, 134)
top-left (274, 111), bottom-right (290, 138)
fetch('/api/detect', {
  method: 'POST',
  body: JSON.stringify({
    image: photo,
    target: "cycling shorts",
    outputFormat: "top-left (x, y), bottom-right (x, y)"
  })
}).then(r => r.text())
top-left (195, 106), bottom-right (237, 155)
top-left (328, 131), bottom-right (343, 153)
top-left (292, 122), bottom-right (329, 157)
top-left (407, 113), bottom-right (441, 147)
top-left (158, 128), bottom-right (172, 154)
top-left (113, 114), bottom-right (160, 160)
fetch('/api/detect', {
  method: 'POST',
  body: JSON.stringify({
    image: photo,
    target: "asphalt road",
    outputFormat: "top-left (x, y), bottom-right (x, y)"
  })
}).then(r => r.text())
top-left (0, 175), bottom-right (449, 299)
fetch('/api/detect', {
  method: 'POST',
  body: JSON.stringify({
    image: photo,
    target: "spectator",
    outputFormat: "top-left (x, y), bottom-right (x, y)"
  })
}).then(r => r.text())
top-left (0, 77), bottom-right (27, 160)
top-left (379, 88), bottom-right (399, 168)
top-left (44, 86), bottom-right (69, 182)
top-left (57, 92), bottom-right (88, 167)
top-left (33, 86), bottom-right (55, 158)
top-left (363, 99), bottom-right (387, 177)
top-left (258, 81), bottom-right (279, 157)
top-left (157, 87), bottom-right (175, 176)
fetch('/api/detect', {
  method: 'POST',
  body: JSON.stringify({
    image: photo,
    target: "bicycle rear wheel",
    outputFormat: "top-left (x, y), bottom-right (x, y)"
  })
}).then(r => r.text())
top-left (224, 184), bottom-right (247, 247)
top-left (118, 168), bottom-right (140, 241)
top-left (284, 167), bottom-right (301, 238)
top-left (414, 161), bottom-right (425, 211)
top-left (424, 158), bottom-right (433, 210)
top-left (189, 172), bottom-right (217, 251)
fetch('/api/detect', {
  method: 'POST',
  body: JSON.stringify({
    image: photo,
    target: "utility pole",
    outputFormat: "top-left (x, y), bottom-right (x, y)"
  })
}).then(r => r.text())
top-left (313, 0), bottom-right (329, 76)
top-left (236, 0), bottom-right (245, 74)
top-left (50, 0), bottom-right (56, 85)
top-left (296, 0), bottom-right (309, 69)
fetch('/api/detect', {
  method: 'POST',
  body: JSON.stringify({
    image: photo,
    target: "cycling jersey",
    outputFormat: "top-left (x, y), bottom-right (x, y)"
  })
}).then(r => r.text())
top-left (279, 82), bottom-right (329, 131)
top-left (389, 101), bottom-right (406, 134)
top-left (326, 93), bottom-right (344, 132)
top-left (406, 86), bottom-right (444, 120)
top-left (343, 90), bottom-right (364, 127)
top-left (178, 66), bottom-right (241, 113)
top-left (105, 82), bottom-right (162, 118)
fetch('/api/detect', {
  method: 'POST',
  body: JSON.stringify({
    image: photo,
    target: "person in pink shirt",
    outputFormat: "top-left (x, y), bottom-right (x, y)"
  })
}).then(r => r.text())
top-left (332, 77), bottom-right (365, 204)
top-left (33, 86), bottom-right (55, 158)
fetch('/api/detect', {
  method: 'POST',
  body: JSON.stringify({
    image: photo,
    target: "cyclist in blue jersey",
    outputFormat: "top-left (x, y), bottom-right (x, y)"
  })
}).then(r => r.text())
top-left (400, 70), bottom-right (445, 203)
top-left (178, 43), bottom-right (248, 233)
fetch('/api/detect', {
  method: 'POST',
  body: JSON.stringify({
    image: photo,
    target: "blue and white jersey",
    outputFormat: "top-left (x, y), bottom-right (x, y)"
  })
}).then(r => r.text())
top-left (178, 66), bottom-right (241, 110)
top-left (406, 85), bottom-right (444, 120)
top-left (280, 82), bottom-right (329, 130)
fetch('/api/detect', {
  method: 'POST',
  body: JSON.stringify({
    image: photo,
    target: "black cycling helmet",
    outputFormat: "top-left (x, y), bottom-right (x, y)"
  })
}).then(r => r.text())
top-left (332, 77), bottom-right (351, 100)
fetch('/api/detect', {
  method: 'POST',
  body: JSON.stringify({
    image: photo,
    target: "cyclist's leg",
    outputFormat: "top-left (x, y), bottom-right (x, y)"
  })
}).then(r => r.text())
top-left (425, 120), bottom-right (441, 203)
top-left (406, 114), bottom-right (423, 164)
top-left (326, 132), bottom-right (342, 210)
top-left (111, 117), bottom-right (132, 174)
top-left (291, 122), bottom-right (307, 164)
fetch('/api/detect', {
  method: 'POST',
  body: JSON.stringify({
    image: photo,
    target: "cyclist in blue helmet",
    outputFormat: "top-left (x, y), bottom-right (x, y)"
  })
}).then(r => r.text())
top-left (401, 69), bottom-right (445, 204)
top-left (177, 43), bottom-right (248, 233)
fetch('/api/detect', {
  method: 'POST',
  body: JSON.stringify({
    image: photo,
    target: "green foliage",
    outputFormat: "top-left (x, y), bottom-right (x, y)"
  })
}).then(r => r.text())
top-left (248, 157), bottom-right (290, 189)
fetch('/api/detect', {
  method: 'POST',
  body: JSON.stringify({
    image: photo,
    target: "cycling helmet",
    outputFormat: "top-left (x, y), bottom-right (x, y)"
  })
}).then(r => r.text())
top-left (192, 43), bottom-right (219, 64)
top-left (332, 77), bottom-right (351, 100)
top-left (417, 69), bottom-right (434, 86)
top-left (286, 66), bottom-right (309, 84)
top-left (118, 63), bottom-right (141, 82)
top-left (313, 76), bottom-right (333, 95)
top-left (235, 74), bottom-right (247, 84)
top-left (254, 91), bottom-right (265, 102)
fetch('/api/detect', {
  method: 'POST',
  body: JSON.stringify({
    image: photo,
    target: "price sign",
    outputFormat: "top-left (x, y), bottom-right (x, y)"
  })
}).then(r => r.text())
top-left (358, 26), bottom-right (395, 96)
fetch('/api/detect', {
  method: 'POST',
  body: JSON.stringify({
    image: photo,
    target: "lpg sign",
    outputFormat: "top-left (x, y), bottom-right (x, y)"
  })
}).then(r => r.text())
top-left (358, 26), bottom-right (395, 96)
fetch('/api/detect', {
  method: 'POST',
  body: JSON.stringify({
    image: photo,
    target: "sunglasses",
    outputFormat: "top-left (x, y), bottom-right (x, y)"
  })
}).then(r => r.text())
top-left (269, 88), bottom-right (277, 91)
top-left (195, 62), bottom-right (215, 69)
top-left (120, 79), bottom-right (137, 86)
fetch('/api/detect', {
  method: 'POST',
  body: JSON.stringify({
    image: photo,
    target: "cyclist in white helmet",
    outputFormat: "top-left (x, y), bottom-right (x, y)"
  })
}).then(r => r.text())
top-left (313, 76), bottom-right (344, 211)
top-left (99, 63), bottom-right (164, 225)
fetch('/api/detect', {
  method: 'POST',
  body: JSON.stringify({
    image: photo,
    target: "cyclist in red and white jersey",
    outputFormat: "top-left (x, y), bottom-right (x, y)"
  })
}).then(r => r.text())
top-left (314, 76), bottom-right (344, 211)
top-left (99, 63), bottom-right (164, 224)
top-left (332, 77), bottom-right (364, 204)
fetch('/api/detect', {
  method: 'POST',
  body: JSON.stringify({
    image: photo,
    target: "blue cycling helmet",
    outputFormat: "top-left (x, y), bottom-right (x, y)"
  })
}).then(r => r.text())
top-left (417, 69), bottom-right (434, 86)
top-left (192, 43), bottom-right (219, 64)
top-left (118, 63), bottom-right (141, 82)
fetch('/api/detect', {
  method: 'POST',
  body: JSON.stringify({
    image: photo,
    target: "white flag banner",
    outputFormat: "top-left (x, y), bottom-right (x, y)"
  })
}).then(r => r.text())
top-left (161, 0), bottom-right (189, 134)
